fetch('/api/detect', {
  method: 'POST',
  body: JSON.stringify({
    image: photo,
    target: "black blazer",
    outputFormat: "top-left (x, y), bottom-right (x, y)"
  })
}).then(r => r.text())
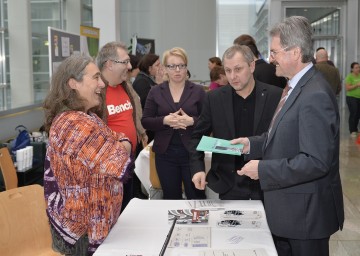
top-left (132, 72), bottom-right (157, 109)
top-left (141, 80), bottom-right (205, 154)
top-left (254, 59), bottom-right (287, 89)
top-left (189, 82), bottom-right (282, 194)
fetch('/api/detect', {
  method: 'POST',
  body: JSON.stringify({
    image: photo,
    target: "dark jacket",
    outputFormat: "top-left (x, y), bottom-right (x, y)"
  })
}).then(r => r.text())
top-left (189, 82), bottom-right (282, 194)
top-left (142, 80), bottom-right (205, 154)
top-left (254, 59), bottom-right (287, 89)
top-left (248, 67), bottom-right (344, 239)
top-left (132, 71), bottom-right (157, 109)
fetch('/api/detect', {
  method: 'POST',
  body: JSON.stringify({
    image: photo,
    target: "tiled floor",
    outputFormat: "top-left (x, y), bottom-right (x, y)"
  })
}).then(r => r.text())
top-left (330, 105), bottom-right (360, 256)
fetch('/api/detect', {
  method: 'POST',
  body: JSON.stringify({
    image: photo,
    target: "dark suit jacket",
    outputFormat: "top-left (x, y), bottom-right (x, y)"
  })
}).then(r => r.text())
top-left (141, 80), bottom-right (205, 154)
top-left (248, 66), bottom-right (344, 239)
top-left (189, 82), bottom-right (282, 194)
top-left (254, 59), bottom-right (287, 89)
top-left (132, 72), bottom-right (157, 109)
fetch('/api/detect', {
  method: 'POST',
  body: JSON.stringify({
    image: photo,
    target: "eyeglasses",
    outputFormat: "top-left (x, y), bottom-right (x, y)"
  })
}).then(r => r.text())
top-left (111, 59), bottom-right (131, 65)
top-left (270, 46), bottom-right (290, 58)
top-left (166, 64), bottom-right (187, 70)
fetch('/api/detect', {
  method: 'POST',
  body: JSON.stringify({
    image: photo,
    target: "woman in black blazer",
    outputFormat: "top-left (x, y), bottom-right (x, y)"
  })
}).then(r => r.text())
top-left (142, 47), bottom-right (206, 200)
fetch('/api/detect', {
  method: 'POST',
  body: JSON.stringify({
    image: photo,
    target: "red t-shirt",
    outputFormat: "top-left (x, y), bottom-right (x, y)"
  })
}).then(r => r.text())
top-left (106, 85), bottom-right (137, 152)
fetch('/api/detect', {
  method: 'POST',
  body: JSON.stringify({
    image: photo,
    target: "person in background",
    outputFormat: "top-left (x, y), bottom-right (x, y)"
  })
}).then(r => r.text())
top-left (190, 45), bottom-right (282, 200)
top-left (128, 54), bottom-right (140, 83)
top-left (43, 54), bottom-right (131, 256)
top-left (208, 65), bottom-right (228, 90)
top-left (96, 41), bottom-right (138, 211)
top-left (127, 54), bottom-right (148, 151)
top-left (187, 69), bottom-right (192, 80)
top-left (234, 16), bottom-right (344, 256)
top-left (234, 34), bottom-right (287, 89)
top-left (128, 53), bottom-right (148, 199)
top-left (133, 53), bottom-right (163, 109)
top-left (315, 48), bottom-right (341, 95)
top-left (142, 47), bottom-right (206, 200)
top-left (344, 62), bottom-right (360, 138)
top-left (315, 47), bottom-right (335, 67)
top-left (208, 56), bottom-right (222, 70)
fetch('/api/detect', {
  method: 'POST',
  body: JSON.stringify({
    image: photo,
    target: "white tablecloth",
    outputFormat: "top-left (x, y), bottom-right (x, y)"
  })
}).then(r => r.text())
top-left (134, 143), bottom-right (218, 199)
top-left (93, 199), bottom-right (277, 256)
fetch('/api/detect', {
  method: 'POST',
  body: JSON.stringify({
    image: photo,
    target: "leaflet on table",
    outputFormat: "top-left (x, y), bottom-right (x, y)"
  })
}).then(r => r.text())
top-left (220, 209), bottom-right (263, 219)
top-left (168, 226), bottom-right (211, 248)
top-left (216, 219), bottom-right (263, 228)
top-left (168, 209), bottom-right (209, 224)
top-left (187, 200), bottom-right (225, 210)
top-left (196, 135), bottom-right (244, 156)
top-left (201, 248), bottom-right (269, 256)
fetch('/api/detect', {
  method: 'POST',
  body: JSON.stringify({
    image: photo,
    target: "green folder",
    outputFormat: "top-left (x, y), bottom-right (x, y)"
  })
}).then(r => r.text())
top-left (196, 136), bottom-right (244, 156)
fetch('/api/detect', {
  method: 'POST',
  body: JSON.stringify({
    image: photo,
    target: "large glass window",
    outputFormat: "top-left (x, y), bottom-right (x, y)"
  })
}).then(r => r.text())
top-left (0, 0), bottom-right (9, 110)
top-left (216, 0), bottom-right (268, 60)
top-left (81, 0), bottom-right (93, 27)
top-left (31, 0), bottom-right (63, 103)
top-left (0, 0), bottom-right (93, 111)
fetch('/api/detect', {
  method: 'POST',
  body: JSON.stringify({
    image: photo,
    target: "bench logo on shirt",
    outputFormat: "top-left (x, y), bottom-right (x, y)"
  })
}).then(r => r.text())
top-left (107, 100), bottom-right (133, 115)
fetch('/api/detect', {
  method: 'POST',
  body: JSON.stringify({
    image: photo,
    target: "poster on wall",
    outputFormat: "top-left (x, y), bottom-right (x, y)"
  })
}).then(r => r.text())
top-left (48, 27), bottom-right (99, 77)
top-left (135, 38), bottom-right (155, 58)
top-left (80, 25), bottom-right (100, 59)
top-left (48, 27), bottom-right (81, 77)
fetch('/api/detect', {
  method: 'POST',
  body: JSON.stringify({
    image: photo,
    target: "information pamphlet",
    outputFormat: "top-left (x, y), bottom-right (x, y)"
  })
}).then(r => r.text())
top-left (168, 226), bottom-right (211, 248)
top-left (196, 136), bottom-right (244, 156)
top-left (168, 209), bottom-right (209, 224)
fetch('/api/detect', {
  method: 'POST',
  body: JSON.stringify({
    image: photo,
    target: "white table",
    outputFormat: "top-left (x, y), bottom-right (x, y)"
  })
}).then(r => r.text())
top-left (134, 143), bottom-right (218, 199)
top-left (94, 198), bottom-right (277, 256)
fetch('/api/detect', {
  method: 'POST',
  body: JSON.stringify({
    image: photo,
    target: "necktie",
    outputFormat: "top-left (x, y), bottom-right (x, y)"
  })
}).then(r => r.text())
top-left (268, 83), bottom-right (290, 134)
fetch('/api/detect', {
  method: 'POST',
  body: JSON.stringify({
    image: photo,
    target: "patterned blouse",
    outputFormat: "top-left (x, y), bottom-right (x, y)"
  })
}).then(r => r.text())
top-left (44, 111), bottom-right (131, 254)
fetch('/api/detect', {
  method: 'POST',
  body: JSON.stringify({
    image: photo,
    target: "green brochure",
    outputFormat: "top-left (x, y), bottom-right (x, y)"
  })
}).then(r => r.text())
top-left (196, 136), bottom-right (244, 156)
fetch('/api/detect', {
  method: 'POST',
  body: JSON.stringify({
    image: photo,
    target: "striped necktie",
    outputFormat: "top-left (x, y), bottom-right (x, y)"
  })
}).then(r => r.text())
top-left (268, 83), bottom-right (290, 134)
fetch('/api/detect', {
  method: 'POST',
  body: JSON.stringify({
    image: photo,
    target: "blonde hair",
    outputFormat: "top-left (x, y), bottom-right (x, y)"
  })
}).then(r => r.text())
top-left (162, 47), bottom-right (188, 66)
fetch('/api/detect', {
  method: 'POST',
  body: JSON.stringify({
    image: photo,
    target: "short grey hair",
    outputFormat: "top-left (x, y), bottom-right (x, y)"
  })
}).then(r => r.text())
top-left (270, 16), bottom-right (313, 63)
top-left (222, 45), bottom-right (255, 66)
top-left (96, 41), bottom-right (128, 71)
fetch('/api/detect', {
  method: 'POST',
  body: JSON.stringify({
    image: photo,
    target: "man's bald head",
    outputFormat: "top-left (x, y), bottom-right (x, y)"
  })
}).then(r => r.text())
top-left (315, 49), bottom-right (329, 63)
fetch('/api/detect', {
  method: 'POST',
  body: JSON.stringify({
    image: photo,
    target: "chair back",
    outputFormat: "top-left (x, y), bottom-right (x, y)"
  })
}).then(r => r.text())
top-left (0, 184), bottom-right (62, 256)
top-left (0, 147), bottom-right (18, 190)
top-left (149, 146), bottom-right (162, 189)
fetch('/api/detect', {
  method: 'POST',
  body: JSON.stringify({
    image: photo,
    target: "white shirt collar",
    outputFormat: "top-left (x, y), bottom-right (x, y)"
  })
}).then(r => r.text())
top-left (288, 62), bottom-right (313, 90)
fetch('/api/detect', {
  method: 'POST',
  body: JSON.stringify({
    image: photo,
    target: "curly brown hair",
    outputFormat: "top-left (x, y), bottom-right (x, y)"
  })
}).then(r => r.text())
top-left (43, 54), bottom-right (105, 132)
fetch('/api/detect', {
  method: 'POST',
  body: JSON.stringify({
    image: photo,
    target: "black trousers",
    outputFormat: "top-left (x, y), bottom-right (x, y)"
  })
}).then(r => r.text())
top-left (346, 96), bottom-right (360, 133)
top-left (273, 235), bottom-right (330, 256)
top-left (155, 143), bottom-right (206, 200)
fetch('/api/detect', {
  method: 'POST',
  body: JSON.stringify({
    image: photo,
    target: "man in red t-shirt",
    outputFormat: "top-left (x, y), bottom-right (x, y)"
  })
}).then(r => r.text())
top-left (96, 41), bottom-right (138, 211)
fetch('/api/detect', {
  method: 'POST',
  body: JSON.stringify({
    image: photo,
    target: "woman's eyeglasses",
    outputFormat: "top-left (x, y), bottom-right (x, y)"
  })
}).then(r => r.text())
top-left (166, 64), bottom-right (187, 70)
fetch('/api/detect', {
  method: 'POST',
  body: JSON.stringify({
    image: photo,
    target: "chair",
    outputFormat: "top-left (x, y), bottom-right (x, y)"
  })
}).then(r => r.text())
top-left (0, 147), bottom-right (18, 190)
top-left (149, 146), bottom-right (163, 199)
top-left (0, 184), bottom-right (62, 256)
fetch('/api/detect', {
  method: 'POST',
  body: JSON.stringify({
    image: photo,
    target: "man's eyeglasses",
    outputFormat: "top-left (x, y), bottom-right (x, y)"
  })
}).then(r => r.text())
top-left (166, 64), bottom-right (187, 70)
top-left (269, 46), bottom-right (290, 58)
top-left (111, 59), bottom-right (131, 65)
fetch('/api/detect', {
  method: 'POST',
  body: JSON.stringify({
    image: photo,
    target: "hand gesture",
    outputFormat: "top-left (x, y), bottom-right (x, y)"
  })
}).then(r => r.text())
top-left (231, 137), bottom-right (250, 154)
top-left (177, 108), bottom-right (194, 128)
top-left (192, 172), bottom-right (207, 190)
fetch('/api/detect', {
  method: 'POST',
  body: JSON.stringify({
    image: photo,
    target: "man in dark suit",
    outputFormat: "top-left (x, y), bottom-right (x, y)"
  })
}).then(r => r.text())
top-left (235, 16), bottom-right (344, 256)
top-left (190, 45), bottom-right (282, 200)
